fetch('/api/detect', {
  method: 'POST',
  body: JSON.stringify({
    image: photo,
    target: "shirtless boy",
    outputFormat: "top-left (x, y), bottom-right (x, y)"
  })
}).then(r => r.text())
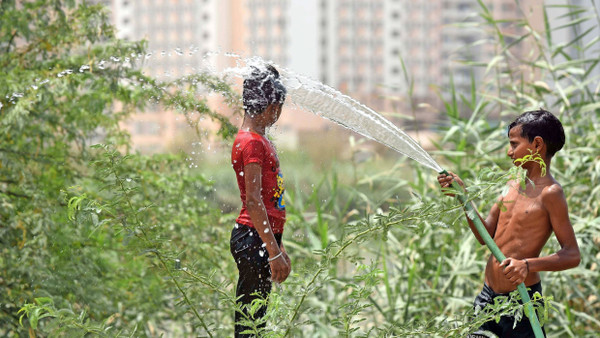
top-left (438, 109), bottom-right (580, 337)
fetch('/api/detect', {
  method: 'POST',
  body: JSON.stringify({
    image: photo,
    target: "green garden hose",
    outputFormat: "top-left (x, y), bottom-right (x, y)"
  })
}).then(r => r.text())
top-left (440, 170), bottom-right (544, 338)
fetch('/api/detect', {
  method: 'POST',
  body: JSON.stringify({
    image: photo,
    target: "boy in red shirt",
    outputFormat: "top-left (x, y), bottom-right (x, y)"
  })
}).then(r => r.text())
top-left (230, 63), bottom-right (290, 337)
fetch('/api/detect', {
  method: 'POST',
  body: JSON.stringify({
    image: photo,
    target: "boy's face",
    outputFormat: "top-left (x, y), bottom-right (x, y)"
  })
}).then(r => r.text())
top-left (507, 125), bottom-right (536, 166)
top-left (266, 103), bottom-right (283, 125)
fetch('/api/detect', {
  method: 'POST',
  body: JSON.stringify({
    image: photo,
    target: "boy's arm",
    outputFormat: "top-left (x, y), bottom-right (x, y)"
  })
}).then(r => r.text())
top-left (244, 162), bottom-right (291, 283)
top-left (528, 184), bottom-right (581, 272)
top-left (438, 172), bottom-right (500, 245)
top-left (465, 199), bottom-right (501, 246)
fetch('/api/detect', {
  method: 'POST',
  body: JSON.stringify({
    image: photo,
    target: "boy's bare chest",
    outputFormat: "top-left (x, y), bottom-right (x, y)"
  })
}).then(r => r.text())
top-left (497, 188), bottom-right (548, 234)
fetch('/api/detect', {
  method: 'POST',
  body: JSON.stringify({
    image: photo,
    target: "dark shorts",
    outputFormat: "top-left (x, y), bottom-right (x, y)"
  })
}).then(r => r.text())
top-left (230, 223), bottom-right (282, 338)
top-left (469, 282), bottom-right (546, 338)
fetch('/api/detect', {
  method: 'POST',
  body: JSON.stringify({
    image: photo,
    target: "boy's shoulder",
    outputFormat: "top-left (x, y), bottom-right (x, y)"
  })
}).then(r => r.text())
top-left (502, 177), bottom-right (566, 206)
top-left (235, 130), bottom-right (266, 145)
top-left (540, 180), bottom-right (566, 205)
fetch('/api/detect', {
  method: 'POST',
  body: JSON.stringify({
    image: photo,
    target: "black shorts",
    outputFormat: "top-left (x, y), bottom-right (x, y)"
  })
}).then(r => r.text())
top-left (230, 223), bottom-right (283, 337)
top-left (469, 282), bottom-right (546, 338)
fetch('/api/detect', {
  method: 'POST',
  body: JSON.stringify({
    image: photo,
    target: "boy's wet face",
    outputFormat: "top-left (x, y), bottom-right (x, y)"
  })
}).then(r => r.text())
top-left (507, 125), bottom-right (535, 165)
top-left (266, 103), bottom-right (283, 125)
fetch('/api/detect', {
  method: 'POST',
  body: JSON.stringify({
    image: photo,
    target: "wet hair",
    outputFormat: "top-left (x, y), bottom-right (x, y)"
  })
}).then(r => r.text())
top-left (242, 64), bottom-right (286, 116)
top-left (508, 109), bottom-right (565, 158)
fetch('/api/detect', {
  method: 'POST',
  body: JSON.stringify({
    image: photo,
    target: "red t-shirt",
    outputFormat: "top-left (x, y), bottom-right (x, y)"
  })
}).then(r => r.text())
top-left (232, 130), bottom-right (286, 233)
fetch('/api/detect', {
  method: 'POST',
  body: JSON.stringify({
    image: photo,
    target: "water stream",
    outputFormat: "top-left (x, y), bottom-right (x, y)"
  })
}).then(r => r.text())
top-left (218, 56), bottom-right (443, 172)
top-left (4, 52), bottom-right (443, 172)
top-left (280, 69), bottom-right (443, 172)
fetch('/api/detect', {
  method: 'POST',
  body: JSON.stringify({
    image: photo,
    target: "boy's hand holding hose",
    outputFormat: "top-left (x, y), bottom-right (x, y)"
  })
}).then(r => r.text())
top-left (437, 171), bottom-right (466, 197)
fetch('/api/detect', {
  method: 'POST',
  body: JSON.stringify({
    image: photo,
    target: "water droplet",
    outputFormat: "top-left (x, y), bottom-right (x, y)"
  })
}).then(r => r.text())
top-left (239, 171), bottom-right (244, 176)
top-left (259, 250), bottom-right (264, 257)
top-left (261, 243), bottom-right (266, 248)
top-left (264, 228), bottom-right (270, 233)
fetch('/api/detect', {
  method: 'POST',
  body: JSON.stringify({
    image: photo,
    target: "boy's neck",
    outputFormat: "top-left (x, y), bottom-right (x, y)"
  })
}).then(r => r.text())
top-left (524, 157), bottom-right (552, 182)
top-left (241, 116), bottom-right (266, 135)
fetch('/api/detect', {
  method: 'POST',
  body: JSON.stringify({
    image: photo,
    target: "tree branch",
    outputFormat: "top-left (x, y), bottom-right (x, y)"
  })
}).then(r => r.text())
top-left (0, 189), bottom-right (30, 199)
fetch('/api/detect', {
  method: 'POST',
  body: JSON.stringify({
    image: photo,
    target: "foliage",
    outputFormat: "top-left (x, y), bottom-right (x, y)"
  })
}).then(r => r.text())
top-left (1, 0), bottom-right (238, 336)
top-left (514, 150), bottom-right (547, 178)
top-left (2, 0), bottom-right (599, 337)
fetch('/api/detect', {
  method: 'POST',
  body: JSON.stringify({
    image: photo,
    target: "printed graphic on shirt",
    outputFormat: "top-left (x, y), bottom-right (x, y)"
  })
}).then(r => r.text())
top-left (272, 172), bottom-right (285, 210)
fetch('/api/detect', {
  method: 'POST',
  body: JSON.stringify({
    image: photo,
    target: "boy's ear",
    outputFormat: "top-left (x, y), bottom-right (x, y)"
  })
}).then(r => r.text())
top-left (533, 136), bottom-right (544, 152)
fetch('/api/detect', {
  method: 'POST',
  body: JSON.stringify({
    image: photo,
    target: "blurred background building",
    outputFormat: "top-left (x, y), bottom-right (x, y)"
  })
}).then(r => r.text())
top-left (94, 0), bottom-right (545, 153)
